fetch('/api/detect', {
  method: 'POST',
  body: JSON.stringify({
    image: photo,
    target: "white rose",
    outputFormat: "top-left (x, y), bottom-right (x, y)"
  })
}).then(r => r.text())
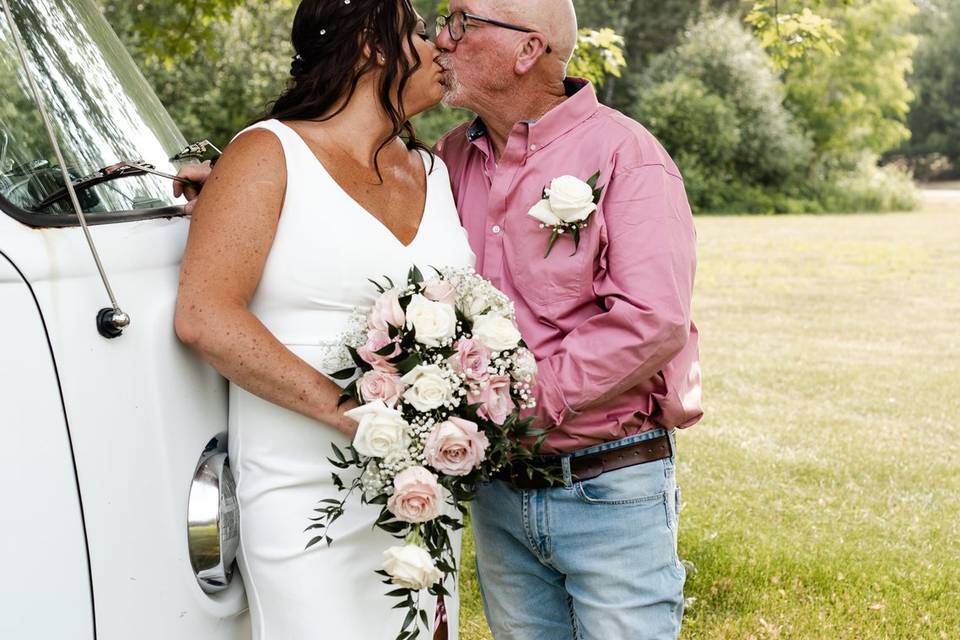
top-left (345, 401), bottom-right (411, 458)
top-left (472, 314), bottom-right (522, 352)
top-left (527, 198), bottom-right (562, 227)
top-left (460, 294), bottom-right (491, 321)
top-left (382, 544), bottom-right (442, 590)
top-left (405, 294), bottom-right (457, 348)
top-left (401, 365), bottom-right (456, 412)
top-left (546, 175), bottom-right (597, 223)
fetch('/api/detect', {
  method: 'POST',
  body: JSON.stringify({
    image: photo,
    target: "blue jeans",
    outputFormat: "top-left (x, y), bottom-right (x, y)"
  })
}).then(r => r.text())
top-left (471, 430), bottom-right (685, 640)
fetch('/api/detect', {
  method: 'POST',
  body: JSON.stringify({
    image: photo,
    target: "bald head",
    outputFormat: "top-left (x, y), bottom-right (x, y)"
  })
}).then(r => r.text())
top-left (487, 0), bottom-right (579, 65)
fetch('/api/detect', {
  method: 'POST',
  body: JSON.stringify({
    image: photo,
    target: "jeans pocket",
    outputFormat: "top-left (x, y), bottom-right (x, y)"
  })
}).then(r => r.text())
top-left (574, 460), bottom-right (669, 505)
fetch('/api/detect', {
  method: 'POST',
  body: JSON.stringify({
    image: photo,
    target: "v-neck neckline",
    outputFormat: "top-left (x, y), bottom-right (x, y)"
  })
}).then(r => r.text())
top-left (276, 120), bottom-right (430, 249)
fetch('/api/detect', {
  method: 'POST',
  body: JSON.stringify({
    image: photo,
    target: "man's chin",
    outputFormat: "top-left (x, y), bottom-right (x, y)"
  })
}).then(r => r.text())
top-left (440, 88), bottom-right (464, 109)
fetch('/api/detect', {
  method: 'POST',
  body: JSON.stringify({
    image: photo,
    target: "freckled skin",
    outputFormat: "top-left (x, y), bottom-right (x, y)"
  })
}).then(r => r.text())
top-left (174, 14), bottom-right (445, 438)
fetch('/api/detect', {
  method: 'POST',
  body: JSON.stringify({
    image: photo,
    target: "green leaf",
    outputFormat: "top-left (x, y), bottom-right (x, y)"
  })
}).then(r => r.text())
top-left (402, 607), bottom-right (417, 631)
top-left (391, 353), bottom-right (422, 375)
top-left (570, 227), bottom-right (582, 257)
top-left (331, 366), bottom-right (357, 381)
top-left (375, 342), bottom-right (399, 356)
top-left (409, 265), bottom-right (424, 285)
top-left (543, 229), bottom-right (562, 258)
top-left (346, 345), bottom-right (369, 371)
top-left (586, 170), bottom-right (600, 190)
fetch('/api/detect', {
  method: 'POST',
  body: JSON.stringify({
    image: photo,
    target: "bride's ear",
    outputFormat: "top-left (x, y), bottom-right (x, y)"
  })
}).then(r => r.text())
top-left (361, 41), bottom-right (386, 66)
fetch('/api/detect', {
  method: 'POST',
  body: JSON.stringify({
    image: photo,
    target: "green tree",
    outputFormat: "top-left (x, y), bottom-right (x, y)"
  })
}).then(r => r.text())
top-left (633, 13), bottom-right (812, 201)
top-left (573, 0), bottom-right (739, 107)
top-left (767, 0), bottom-right (919, 163)
top-left (897, 0), bottom-right (960, 177)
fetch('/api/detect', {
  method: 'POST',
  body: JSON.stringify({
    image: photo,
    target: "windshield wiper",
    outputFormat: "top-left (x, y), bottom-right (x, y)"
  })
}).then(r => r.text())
top-left (31, 159), bottom-right (195, 212)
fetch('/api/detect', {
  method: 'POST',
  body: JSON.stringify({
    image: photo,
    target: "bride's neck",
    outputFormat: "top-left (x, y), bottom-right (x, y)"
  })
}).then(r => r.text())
top-left (307, 82), bottom-right (402, 167)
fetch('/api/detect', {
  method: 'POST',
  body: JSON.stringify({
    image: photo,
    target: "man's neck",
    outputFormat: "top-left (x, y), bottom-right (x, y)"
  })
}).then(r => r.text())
top-left (472, 80), bottom-right (568, 160)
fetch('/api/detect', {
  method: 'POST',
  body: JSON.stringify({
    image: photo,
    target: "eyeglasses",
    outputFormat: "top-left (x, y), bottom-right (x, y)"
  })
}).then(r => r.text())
top-left (436, 10), bottom-right (552, 54)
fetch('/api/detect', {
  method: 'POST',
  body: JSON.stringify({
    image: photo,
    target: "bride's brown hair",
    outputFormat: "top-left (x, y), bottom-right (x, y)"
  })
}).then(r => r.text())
top-left (264, 0), bottom-right (431, 180)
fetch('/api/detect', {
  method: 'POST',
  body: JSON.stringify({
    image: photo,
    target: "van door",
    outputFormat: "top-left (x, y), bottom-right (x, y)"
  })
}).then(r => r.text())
top-left (0, 252), bottom-right (94, 640)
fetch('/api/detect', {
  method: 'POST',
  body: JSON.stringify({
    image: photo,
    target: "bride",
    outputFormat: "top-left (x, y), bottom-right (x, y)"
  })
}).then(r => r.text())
top-left (174, 1), bottom-right (473, 638)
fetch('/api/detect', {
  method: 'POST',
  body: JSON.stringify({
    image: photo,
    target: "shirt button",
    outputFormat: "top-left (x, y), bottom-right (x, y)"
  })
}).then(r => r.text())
top-left (491, 225), bottom-right (502, 234)
top-left (529, 144), bottom-right (538, 151)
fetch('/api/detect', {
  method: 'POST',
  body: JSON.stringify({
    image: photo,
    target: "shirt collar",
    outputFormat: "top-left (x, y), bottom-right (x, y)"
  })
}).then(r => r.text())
top-left (465, 78), bottom-right (600, 154)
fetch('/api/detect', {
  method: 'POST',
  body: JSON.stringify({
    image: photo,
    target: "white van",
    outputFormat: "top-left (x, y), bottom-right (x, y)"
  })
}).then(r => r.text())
top-left (0, 0), bottom-right (249, 637)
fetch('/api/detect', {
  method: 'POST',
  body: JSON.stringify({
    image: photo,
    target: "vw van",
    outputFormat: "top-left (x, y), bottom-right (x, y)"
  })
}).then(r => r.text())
top-left (0, 0), bottom-right (248, 637)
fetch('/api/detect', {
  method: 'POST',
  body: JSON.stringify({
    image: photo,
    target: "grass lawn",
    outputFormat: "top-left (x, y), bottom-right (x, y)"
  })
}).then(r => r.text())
top-left (458, 198), bottom-right (960, 639)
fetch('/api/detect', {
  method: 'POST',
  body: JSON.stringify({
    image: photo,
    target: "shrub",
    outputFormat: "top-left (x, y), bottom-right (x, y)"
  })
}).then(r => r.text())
top-left (634, 13), bottom-right (812, 187)
top-left (813, 155), bottom-right (921, 213)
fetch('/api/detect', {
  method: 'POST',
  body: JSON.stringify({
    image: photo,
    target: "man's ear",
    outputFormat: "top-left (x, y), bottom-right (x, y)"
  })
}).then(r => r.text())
top-left (515, 34), bottom-right (550, 75)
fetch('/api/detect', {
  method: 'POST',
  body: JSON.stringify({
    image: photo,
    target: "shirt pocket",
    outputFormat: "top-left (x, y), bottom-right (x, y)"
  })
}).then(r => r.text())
top-left (505, 213), bottom-right (593, 307)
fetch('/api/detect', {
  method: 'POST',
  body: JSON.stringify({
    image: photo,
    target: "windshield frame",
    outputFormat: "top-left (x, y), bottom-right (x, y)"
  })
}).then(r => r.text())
top-left (0, 191), bottom-right (186, 228)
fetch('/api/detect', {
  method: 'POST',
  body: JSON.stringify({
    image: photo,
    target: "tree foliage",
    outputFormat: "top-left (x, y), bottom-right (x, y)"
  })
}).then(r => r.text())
top-left (896, 0), bottom-right (960, 177)
top-left (633, 13), bottom-right (814, 212)
top-left (96, 0), bottom-right (934, 212)
top-left (745, 1), bottom-right (844, 70)
top-left (763, 0), bottom-right (919, 163)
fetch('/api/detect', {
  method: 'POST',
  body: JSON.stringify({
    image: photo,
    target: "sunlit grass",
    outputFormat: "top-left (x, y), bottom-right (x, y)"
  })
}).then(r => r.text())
top-left (459, 200), bottom-right (960, 639)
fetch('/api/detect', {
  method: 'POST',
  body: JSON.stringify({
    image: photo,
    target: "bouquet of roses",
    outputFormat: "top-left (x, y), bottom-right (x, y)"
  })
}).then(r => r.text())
top-left (307, 266), bottom-right (549, 640)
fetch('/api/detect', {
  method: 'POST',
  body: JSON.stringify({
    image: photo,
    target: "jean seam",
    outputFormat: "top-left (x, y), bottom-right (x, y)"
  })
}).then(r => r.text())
top-left (566, 593), bottom-right (582, 640)
top-left (663, 485), bottom-right (685, 582)
top-left (521, 491), bottom-right (546, 563)
top-left (574, 484), bottom-right (667, 506)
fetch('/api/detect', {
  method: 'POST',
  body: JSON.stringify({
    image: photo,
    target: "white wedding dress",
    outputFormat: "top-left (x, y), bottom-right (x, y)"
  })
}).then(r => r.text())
top-left (227, 119), bottom-right (474, 639)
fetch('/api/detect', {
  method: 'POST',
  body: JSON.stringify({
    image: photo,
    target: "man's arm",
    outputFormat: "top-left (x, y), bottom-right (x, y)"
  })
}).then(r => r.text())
top-left (533, 163), bottom-right (697, 425)
top-left (173, 160), bottom-right (214, 214)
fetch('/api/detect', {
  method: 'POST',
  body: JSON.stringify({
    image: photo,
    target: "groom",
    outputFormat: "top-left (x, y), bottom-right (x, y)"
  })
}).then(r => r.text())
top-left (432, 2), bottom-right (701, 639)
top-left (176, 1), bottom-right (701, 637)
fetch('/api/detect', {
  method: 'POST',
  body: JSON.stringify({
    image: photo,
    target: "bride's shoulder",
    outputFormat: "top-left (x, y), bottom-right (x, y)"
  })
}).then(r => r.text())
top-left (210, 124), bottom-right (286, 186)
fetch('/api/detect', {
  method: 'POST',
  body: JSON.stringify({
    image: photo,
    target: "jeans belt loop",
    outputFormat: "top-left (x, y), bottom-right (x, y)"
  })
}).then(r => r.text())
top-left (560, 456), bottom-right (573, 487)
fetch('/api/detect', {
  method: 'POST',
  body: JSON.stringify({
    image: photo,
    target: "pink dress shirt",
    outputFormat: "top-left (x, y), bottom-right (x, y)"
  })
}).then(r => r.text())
top-left (436, 79), bottom-right (702, 454)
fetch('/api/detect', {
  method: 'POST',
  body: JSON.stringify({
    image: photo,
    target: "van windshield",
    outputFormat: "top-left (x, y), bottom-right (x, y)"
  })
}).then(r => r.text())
top-left (0, 0), bottom-right (188, 215)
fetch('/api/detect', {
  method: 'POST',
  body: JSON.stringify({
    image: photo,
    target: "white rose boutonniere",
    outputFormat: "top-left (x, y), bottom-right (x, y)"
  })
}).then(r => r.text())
top-left (527, 171), bottom-right (604, 258)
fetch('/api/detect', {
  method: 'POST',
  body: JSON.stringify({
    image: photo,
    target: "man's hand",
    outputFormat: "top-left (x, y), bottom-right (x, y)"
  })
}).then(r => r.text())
top-left (173, 160), bottom-right (214, 214)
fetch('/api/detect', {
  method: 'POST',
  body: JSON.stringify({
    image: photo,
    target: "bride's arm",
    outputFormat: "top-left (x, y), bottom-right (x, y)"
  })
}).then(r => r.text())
top-left (174, 129), bottom-right (357, 438)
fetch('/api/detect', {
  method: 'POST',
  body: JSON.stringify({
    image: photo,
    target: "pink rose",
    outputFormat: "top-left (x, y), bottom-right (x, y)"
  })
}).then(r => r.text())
top-left (424, 417), bottom-right (489, 476)
top-left (447, 338), bottom-right (491, 383)
top-left (369, 289), bottom-right (405, 332)
top-left (358, 329), bottom-right (401, 373)
top-left (358, 371), bottom-right (404, 407)
top-left (387, 467), bottom-right (443, 523)
top-left (468, 375), bottom-right (516, 425)
top-left (422, 279), bottom-right (458, 306)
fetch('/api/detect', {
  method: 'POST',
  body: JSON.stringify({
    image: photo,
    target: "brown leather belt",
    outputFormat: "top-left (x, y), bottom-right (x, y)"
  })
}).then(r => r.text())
top-left (496, 433), bottom-right (673, 490)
